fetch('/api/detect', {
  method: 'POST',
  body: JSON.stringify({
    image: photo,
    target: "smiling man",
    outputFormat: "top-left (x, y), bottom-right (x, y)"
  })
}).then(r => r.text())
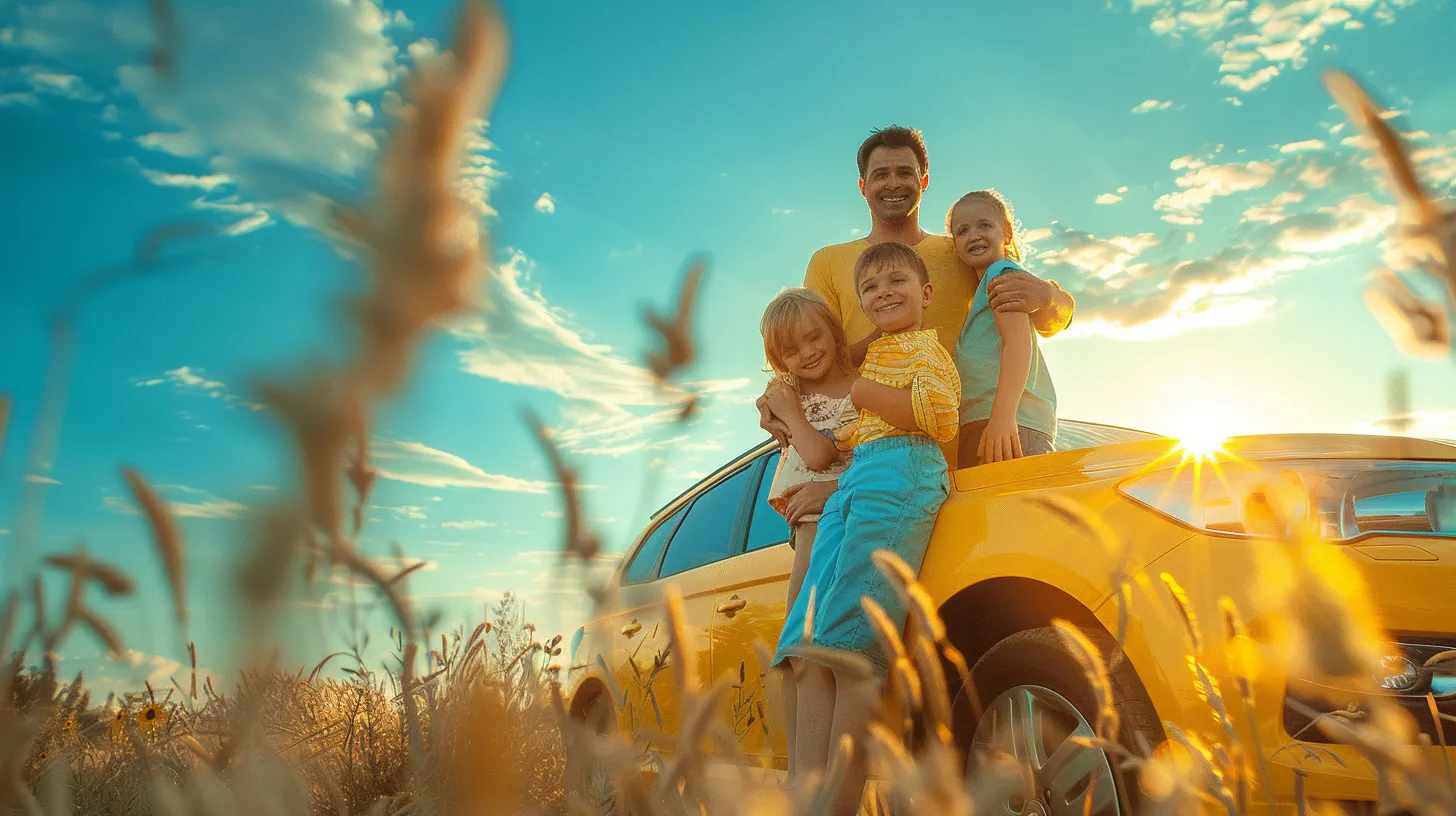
top-left (759, 126), bottom-right (1075, 511)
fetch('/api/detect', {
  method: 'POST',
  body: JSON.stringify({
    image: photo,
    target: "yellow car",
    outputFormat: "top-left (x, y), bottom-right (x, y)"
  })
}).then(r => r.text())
top-left (566, 420), bottom-right (1456, 814)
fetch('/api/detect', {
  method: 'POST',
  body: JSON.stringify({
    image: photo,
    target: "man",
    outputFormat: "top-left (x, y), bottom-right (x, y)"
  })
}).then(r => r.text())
top-left (760, 125), bottom-right (1075, 522)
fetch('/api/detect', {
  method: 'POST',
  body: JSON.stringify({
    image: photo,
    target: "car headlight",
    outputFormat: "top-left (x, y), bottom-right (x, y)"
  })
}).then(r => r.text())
top-left (1117, 457), bottom-right (1456, 541)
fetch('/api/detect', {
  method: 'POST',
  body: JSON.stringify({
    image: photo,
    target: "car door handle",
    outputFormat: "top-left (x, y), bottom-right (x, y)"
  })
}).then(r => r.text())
top-left (620, 620), bottom-right (642, 638)
top-left (716, 596), bottom-right (748, 618)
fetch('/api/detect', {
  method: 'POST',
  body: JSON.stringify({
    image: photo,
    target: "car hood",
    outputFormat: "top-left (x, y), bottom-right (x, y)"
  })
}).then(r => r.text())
top-left (955, 433), bottom-right (1456, 491)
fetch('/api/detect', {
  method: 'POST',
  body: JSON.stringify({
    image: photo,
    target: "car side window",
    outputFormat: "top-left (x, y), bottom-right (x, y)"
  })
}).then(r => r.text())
top-left (746, 452), bottom-right (790, 551)
top-left (623, 504), bottom-right (687, 583)
top-left (658, 466), bottom-right (753, 578)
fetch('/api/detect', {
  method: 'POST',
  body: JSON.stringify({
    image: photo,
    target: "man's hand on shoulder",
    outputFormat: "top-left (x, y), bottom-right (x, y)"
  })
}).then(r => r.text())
top-left (987, 271), bottom-right (1075, 337)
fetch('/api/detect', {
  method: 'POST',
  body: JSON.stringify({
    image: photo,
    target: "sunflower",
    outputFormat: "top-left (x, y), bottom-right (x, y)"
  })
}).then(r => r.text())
top-left (137, 702), bottom-right (167, 734)
top-left (60, 716), bottom-right (75, 734)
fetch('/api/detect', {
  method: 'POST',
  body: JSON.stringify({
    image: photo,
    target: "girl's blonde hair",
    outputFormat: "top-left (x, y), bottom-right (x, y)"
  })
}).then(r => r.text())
top-left (945, 189), bottom-right (1024, 263)
top-left (760, 288), bottom-right (851, 380)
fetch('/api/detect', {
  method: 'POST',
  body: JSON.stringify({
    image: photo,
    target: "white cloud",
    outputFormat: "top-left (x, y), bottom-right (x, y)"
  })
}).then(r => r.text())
top-left (135, 366), bottom-right (264, 411)
top-left (138, 168), bottom-right (232, 190)
top-left (372, 438), bottom-right (553, 493)
top-left (8, 0), bottom-right (410, 233)
top-left (1095, 193), bottom-right (1124, 205)
top-left (1220, 66), bottom-right (1281, 92)
top-left (1154, 156), bottom-right (1277, 224)
top-left (1279, 139), bottom-right (1327, 153)
top-left (1275, 193), bottom-right (1394, 253)
top-left (372, 504), bottom-right (428, 520)
top-left (1030, 224), bottom-right (1162, 279)
top-left (103, 484), bottom-right (248, 519)
top-left (441, 520), bottom-right (497, 530)
top-left (0, 92), bottom-right (38, 105)
top-left (1129, 0), bottom-right (1419, 94)
top-left (23, 474), bottom-right (62, 485)
top-left (1132, 99), bottom-right (1172, 114)
top-left (1, 64), bottom-right (102, 102)
top-left (772, 208), bottom-right (796, 215)
top-left (534, 192), bottom-right (556, 214)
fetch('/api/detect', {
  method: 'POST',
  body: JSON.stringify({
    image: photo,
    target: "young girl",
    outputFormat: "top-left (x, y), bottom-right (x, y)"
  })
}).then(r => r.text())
top-left (758, 288), bottom-right (859, 779)
top-left (946, 190), bottom-right (1058, 469)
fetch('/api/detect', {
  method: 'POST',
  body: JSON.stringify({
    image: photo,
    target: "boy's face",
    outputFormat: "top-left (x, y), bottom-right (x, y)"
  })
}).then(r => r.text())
top-left (949, 199), bottom-right (1009, 271)
top-left (856, 261), bottom-right (932, 334)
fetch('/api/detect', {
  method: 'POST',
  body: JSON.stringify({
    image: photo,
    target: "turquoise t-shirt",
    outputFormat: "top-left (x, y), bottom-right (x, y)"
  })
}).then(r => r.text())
top-left (954, 259), bottom-right (1057, 438)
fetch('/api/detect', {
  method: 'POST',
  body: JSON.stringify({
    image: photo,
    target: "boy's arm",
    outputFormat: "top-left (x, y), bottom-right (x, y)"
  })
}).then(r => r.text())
top-left (850, 377), bottom-right (920, 432)
top-left (984, 310), bottom-right (1034, 461)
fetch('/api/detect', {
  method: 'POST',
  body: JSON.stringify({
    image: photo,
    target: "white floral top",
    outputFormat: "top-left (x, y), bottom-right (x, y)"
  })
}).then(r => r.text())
top-left (767, 392), bottom-right (858, 524)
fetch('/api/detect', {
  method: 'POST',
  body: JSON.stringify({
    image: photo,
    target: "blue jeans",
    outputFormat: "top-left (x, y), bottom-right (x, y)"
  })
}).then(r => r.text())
top-left (773, 435), bottom-right (949, 678)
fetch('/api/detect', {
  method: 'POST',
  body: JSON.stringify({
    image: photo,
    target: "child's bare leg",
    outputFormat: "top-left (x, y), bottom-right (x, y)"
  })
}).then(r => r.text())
top-left (826, 667), bottom-right (878, 816)
top-left (785, 522), bottom-right (817, 628)
top-left (782, 522), bottom-right (817, 781)
top-left (792, 658), bottom-right (835, 779)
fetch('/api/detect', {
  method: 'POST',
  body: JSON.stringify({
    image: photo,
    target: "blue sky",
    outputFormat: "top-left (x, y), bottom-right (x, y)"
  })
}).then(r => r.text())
top-left (2, 0), bottom-right (1454, 694)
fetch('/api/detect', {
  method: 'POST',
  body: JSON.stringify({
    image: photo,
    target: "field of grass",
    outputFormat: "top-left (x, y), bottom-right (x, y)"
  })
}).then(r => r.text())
top-left (3, 3), bottom-right (1456, 815)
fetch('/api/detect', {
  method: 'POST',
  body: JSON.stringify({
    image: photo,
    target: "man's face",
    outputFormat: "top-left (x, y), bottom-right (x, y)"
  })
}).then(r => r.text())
top-left (857, 262), bottom-right (932, 334)
top-left (859, 146), bottom-right (927, 224)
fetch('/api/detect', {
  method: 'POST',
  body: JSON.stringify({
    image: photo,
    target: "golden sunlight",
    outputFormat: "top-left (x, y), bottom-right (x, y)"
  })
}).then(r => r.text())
top-left (1164, 401), bottom-right (1237, 463)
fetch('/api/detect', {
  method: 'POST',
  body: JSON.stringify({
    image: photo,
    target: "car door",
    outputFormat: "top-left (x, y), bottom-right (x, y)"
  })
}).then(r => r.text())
top-left (611, 464), bottom-right (756, 756)
top-left (710, 450), bottom-right (794, 767)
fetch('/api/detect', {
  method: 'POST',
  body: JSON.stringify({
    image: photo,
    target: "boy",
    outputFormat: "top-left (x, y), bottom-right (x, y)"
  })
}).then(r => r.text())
top-left (773, 241), bottom-right (959, 816)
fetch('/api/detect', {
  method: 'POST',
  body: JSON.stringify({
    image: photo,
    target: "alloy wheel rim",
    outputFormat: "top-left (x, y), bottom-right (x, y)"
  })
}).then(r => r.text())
top-left (967, 684), bottom-right (1121, 816)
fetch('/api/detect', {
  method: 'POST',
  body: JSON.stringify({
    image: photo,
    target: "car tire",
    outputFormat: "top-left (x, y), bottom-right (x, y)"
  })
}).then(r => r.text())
top-left (951, 626), bottom-right (1163, 816)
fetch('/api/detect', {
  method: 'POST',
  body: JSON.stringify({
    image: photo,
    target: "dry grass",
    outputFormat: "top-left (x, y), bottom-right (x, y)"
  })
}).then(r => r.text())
top-left (1, 8), bottom-right (1455, 815)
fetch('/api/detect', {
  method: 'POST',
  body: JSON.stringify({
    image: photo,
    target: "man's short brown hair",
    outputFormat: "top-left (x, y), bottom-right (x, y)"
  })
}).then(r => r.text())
top-left (853, 242), bottom-right (929, 288)
top-left (856, 126), bottom-right (929, 179)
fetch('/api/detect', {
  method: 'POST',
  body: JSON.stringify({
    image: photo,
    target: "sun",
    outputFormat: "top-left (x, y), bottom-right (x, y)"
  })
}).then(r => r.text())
top-left (1161, 401), bottom-right (1238, 463)
top-left (1174, 425), bottom-right (1229, 462)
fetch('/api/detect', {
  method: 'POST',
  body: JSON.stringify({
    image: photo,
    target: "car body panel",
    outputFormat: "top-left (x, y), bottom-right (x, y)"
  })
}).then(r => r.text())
top-left (709, 542), bottom-right (794, 766)
top-left (568, 427), bottom-right (1456, 808)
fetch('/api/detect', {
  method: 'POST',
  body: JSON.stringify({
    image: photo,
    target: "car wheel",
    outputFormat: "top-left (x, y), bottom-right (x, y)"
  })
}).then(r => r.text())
top-left (952, 626), bottom-right (1163, 816)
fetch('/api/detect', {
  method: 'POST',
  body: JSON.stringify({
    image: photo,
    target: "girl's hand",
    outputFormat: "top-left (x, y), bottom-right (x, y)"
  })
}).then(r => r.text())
top-left (978, 415), bottom-right (1024, 464)
top-left (764, 378), bottom-right (802, 419)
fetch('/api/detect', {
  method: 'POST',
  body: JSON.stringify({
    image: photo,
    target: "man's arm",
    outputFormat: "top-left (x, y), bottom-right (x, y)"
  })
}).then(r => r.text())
top-left (987, 272), bottom-right (1075, 337)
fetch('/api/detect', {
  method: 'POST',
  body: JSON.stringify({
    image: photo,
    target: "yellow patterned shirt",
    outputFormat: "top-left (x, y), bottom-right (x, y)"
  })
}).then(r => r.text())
top-left (840, 330), bottom-right (961, 449)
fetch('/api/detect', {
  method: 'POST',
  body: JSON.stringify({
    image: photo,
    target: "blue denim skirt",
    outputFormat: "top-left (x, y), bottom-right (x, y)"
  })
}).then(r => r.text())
top-left (772, 435), bottom-right (949, 678)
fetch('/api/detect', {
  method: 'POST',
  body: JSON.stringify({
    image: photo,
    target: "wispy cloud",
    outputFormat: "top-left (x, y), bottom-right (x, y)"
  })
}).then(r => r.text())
top-left (6, 0), bottom-right (402, 233)
top-left (1095, 186), bottom-right (1129, 205)
top-left (1128, 0), bottom-right (1419, 94)
top-left (1154, 155), bottom-right (1277, 224)
top-left (23, 474), bottom-right (62, 485)
top-left (0, 64), bottom-right (103, 103)
top-left (1279, 139), bottom-right (1327, 153)
top-left (450, 250), bottom-right (750, 454)
top-left (440, 520), bottom-right (497, 530)
top-left (372, 438), bottom-right (553, 493)
top-left (1132, 98), bottom-right (1172, 114)
top-left (134, 366), bottom-right (264, 411)
top-left (103, 484), bottom-right (248, 519)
